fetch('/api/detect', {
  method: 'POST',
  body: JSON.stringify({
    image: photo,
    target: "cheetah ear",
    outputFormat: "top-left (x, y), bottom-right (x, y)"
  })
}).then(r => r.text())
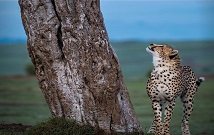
top-left (169, 50), bottom-right (178, 59)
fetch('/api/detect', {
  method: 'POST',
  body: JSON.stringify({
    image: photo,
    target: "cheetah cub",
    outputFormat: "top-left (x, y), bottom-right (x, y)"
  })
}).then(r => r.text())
top-left (146, 44), bottom-right (204, 135)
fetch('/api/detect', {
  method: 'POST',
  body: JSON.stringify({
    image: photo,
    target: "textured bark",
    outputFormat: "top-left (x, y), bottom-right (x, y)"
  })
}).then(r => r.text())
top-left (19, 0), bottom-right (142, 133)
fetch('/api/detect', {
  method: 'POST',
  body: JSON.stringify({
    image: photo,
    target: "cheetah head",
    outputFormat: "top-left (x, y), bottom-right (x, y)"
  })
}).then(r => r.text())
top-left (146, 44), bottom-right (178, 60)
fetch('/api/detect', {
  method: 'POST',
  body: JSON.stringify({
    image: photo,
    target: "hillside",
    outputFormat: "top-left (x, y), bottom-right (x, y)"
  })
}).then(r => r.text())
top-left (0, 41), bottom-right (214, 81)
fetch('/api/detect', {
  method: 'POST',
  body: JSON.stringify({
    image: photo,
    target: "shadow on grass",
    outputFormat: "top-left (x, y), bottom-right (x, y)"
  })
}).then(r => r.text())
top-left (0, 117), bottom-right (147, 135)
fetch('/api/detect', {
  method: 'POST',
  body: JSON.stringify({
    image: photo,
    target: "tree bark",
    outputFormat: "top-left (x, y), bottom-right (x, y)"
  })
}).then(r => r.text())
top-left (19, 0), bottom-right (142, 133)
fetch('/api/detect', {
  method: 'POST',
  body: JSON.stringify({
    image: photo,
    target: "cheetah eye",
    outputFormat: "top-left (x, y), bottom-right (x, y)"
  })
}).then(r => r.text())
top-left (169, 50), bottom-right (178, 59)
top-left (149, 44), bottom-right (164, 51)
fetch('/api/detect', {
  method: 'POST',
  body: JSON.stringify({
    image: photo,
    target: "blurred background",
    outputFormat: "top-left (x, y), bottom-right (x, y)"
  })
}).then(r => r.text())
top-left (0, 0), bottom-right (214, 134)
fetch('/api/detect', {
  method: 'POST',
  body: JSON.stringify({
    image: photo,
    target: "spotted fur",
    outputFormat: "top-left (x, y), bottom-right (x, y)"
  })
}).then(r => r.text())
top-left (146, 44), bottom-right (204, 135)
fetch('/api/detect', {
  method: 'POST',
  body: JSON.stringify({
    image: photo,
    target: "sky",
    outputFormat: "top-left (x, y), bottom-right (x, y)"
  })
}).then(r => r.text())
top-left (0, 0), bottom-right (214, 42)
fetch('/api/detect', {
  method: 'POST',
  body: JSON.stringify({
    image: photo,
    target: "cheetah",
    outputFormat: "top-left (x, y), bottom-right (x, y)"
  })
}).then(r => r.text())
top-left (146, 44), bottom-right (204, 135)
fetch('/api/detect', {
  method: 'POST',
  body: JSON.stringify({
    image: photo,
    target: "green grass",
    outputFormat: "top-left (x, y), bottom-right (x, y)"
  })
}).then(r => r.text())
top-left (0, 42), bottom-right (214, 134)
top-left (0, 77), bottom-right (51, 125)
top-left (27, 117), bottom-right (102, 135)
top-left (1, 41), bottom-right (214, 80)
top-left (0, 77), bottom-right (213, 135)
top-left (0, 44), bottom-right (31, 76)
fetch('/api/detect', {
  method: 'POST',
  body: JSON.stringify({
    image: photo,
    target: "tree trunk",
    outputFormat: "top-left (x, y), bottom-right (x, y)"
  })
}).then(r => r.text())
top-left (19, 0), bottom-right (142, 133)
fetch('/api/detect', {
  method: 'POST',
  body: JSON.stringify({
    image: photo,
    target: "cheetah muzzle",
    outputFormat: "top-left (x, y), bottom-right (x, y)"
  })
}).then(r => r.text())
top-left (146, 44), bottom-right (204, 135)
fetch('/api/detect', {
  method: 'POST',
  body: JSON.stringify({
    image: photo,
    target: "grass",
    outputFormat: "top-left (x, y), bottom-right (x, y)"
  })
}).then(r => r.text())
top-left (0, 45), bottom-right (30, 76)
top-left (1, 41), bottom-right (214, 80)
top-left (0, 77), bottom-right (51, 125)
top-left (0, 42), bottom-right (214, 134)
top-left (0, 77), bottom-right (213, 135)
top-left (27, 117), bottom-right (102, 135)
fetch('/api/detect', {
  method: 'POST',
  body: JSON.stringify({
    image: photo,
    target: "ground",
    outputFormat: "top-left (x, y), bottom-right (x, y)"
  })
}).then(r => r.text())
top-left (0, 41), bottom-right (214, 134)
top-left (0, 76), bottom-right (213, 135)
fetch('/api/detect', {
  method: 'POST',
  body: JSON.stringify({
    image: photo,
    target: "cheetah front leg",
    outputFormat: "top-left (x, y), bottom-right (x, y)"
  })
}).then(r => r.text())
top-left (147, 116), bottom-right (155, 134)
top-left (148, 102), bottom-right (164, 134)
top-left (163, 99), bottom-right (176, 135)
top-left (150, 101), bottom-right (164, 135)
top-left (180, 93), bottom-right (195, 135)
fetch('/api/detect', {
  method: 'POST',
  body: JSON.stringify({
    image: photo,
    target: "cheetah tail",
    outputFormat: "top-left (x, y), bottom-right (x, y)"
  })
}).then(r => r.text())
top-left (196, 77), bottom-right (205, 86)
